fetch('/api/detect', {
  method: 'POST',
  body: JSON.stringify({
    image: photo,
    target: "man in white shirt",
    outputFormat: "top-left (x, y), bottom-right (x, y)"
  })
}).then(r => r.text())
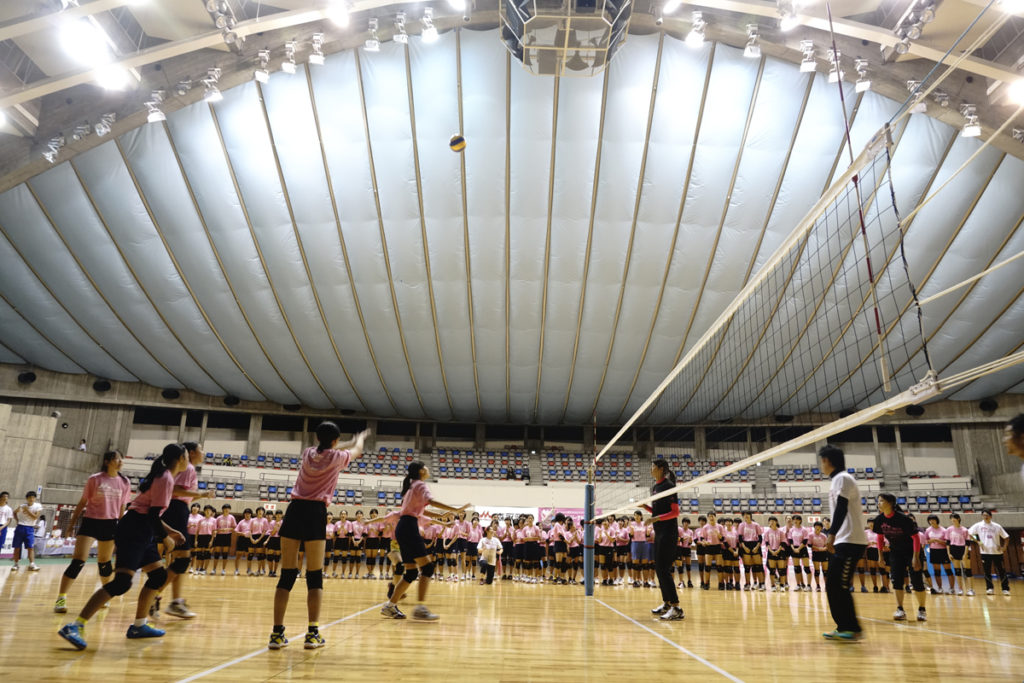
top-left (968, 509), bottom-right (1010, 595)
top-left (0, 491), bottom-right (13, 556)
top-left (12, 491), bottom-right (43, 571)
top-left (819, 445), bottom-right (867, 642)
top-left (78, 439), bottom-right (87, 452)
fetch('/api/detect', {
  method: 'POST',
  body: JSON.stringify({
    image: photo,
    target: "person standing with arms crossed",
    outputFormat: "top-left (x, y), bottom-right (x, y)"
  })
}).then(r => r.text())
top-left (820, 445), bottom-right (868, 642)
top-left (645, 458), bottom-right (683, 621)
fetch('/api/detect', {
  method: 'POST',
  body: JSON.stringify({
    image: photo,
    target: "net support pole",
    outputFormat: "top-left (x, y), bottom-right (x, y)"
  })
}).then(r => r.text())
top-left (584, 481), bottom-right (595, 596)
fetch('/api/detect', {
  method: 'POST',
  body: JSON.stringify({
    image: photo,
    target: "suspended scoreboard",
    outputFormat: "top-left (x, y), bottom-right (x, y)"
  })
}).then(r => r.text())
top-left (500, 0), bottom-right (632, 77)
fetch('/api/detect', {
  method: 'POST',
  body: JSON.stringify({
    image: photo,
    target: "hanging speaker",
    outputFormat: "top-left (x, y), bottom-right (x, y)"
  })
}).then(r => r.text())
top-left (162, 388), bottom-right (181, 400)
top-left (17, 371), bottom-right (36, 384)
top-left (224, 395), bottom-right (240, 406)
top-left (905, 405), bottom-right (925, 417)
top-left (93, 379), bottom-right (112, 392)
top-left (978, 398), bottom-right (998, 412)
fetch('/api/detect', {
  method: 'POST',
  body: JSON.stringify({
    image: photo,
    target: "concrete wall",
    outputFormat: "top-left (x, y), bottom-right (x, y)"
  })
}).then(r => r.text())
top-left (953, 425), bottom-right (1024, 504)
top-left (0, 404), bottom-right (98, 500)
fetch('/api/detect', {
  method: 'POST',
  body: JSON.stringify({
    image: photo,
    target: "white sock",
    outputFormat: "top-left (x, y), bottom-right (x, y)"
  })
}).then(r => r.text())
top-left (133, 618), bottom-right (147, 628)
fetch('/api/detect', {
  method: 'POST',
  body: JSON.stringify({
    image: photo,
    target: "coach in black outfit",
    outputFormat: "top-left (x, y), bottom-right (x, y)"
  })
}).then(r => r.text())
top-left (645, 458), bottom-right (683, 621)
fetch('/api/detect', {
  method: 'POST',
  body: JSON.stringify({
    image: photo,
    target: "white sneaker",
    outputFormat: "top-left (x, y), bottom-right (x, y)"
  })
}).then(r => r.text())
top-left (945, 588), bottom-right (954, 595)
top-left (412, 605), bottom-right (439, 621)
top-left (10, 565), bottom-right (18, 572)
top-left (956, 589), bottom-right (963, 595)
top-left (651, 602), bottom-right (669, 615)
top-left (986, 588), bottom-right (994, 595)
top-left (894, 608), bottom-right (907, 621)
top-left (967, 589), bottom-right (975, 596)
top-left (1002, 589), bottom-right (1011, 596)
top-left (221, 570), bottom-right (226, 576)
top-left (27, 564), bottom-right (40, 572)
top-left (167, 601), bottom-right (197, 619)
top-left (660, 606), bottom-right (684, 621)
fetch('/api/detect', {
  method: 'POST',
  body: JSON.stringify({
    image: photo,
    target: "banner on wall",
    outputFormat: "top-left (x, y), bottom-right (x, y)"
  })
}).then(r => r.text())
top-left (538, 507), bottom-right (593, 524)
top-left (473, 506), bottom-right (538, 526)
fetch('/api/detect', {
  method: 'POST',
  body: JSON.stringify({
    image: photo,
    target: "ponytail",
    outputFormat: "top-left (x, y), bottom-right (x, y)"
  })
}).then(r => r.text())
top-left (878, 492), bottom-right (902, 513)
top-left (402, 461), bottom-right (426, 495)
top-left (140, 443), bottom-right (185, 493)
top-left (652, 458), bottom-right (675, 484)
top-left (315, 421), bottom-right (341, 453)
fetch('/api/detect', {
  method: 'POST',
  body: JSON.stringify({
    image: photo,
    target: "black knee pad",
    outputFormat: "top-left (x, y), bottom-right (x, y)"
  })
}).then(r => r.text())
top-left (104, 572), bottom-right (133, 597)
top-left (403, 567), bottom-right (419, 583)
top-left (248, 553), bottom-right (255, 561)
top-left (63, 559), bottom-right (86, 579)
top-left (802, 566), bottom-right (811, 575)
top-left (98, 561), bottom-right (114, 578)
top-left (306, 569), bottom-right (323, 590)
top-left (277, 568), bottom-right (299, 591)
top-left (869, 567), bottom-right (876, 576)
top-left (170, 557), bottom-right (191, 575)
top-left (421, 561), bottom-right (435, 578)
top-left (953, 568), bottom-right (961, 577)
top-left (857, 566), bottom-right (864, 574)
top-left (145, 567), bottom-right (168, 590)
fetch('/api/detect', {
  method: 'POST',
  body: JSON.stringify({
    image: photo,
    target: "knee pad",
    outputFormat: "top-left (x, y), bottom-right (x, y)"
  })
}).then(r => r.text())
top-left (953, 568), bottom-right (961, 577)
top-left (277, 568), bottom-right (299, 591)
top-left (869, 567), bottom-right (876, 575)
top-left (248, 553), bottom-right (255, 561)
top-left (145, 567), bottom-right (168, 590)
top-left (98, 561), bottom-right (114, 578)
top-left (63, 558), bottom-right (86, 579)
top-left (421, 561), bottom-right (435, 578)
top-left (815, 570), bottom-right (821, 578)
top-left (802, 566), bottom-right (811, 575)
top-left (104, 572), bottom-right (133, 597)
top-left (170, 557), bottom-right (191, 575)
top-left (306, 569), bottom-right (323, 590)
top-left (403, 567), bottom-right (419, 583)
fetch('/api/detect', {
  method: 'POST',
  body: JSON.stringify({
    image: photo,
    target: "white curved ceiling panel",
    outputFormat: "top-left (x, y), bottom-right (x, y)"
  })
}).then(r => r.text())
top-left (165, 99), bottom-right (333, 409)
top-left (408, 35), bottom-right (480, 421)
top-left (118, 124), bottom-right (298, 405)
top-left (0, 296), bottom-right (83, 373)
top-left (308, 48), bottom-right (423, 418)
top-left (459, 29), bottom-right (511, 422)
top-left (361, 40), bottom-right (451, 419)
top-left (564, 32), bottom-right (660, 424)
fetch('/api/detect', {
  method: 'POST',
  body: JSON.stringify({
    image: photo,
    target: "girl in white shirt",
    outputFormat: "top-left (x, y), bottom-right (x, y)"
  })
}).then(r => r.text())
top-left (477, 527), bottom-right (503, 585)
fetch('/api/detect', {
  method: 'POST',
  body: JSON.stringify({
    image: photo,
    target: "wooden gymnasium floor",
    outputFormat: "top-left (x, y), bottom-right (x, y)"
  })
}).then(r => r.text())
top-left (2, 561), bottom-right (1022, 682)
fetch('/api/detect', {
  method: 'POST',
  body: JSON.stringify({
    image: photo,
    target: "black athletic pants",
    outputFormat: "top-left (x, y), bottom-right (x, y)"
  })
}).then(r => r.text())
top-left (654, 522), bottom-right (679, 605)
top-left (981, 554), bottom-right (1010, 591)
top-left (482, 562), bottom-right (496, 585)
top-left (826, 543), bottom-right (865, 633)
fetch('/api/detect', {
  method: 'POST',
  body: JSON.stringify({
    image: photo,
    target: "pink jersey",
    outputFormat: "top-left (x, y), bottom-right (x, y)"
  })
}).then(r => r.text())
top-left (924, 526), bottom-right (948, 549)
top-left (235, 518), bottom-right (252, 536)
top-left (678, 527), bottom-right (694, 547)
top-left (738, 521), bottom-right (763, 542)
top-left (809, 532), bottom-right (827, 551)
top-left (367, 520), bottom-right (381, 538)
top-left (271, 519), bottom-right (282, 537)
top-left (570, 528), bottom-right (582, 547)
top-left (325, 522), bottom-right (337, 539)
top-left (442, 525), bottom-right (457, 546)
top-left (701, 523), bottom-right (725, 545)
top-left (172, 463), bottom-right (198, 503)
top-left (597, 527), bottom-right (613, 546)
top-left (197, 516), bottom-right (217, 535)
top-left (128, 470), bottom-right (175, 516)
top-left (187, 513), bottom-right (203, 535)
top-left (290, 446), bottom-right (352, 504)
top-left (946, 525), bottom-right (969, 546)
top-left (615, 527), bottom-right (630, 546)
top-left (523, 524), bottom-right (541, 542)
top-left (763, 527), bottom-right (785, 551)
top-left (468, 524), bottom-right (484, 543)
top-left (723, 529), bottom-right (739, 549)
top-left (865, 529), bottom-right (877, 546)
top-left (352, 521), bottom-right (366, 540)
top-left (787, 526), bottom-right (809, 547)
top-left (629, 521), bottom-right (648, 542)
top-left (82, 472), bottom-right (131, 520)
top-left (251, 517), bottom-right (269, 536)
top-left (420, 523), bottom-right (439, 541)
top-left (215, 513), bottom-right (237, 533)
top-left (399, 480), bottom-right (432, 517)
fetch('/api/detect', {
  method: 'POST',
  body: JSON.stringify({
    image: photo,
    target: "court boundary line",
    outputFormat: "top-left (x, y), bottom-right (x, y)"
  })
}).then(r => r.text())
top-left (174, 603), bottom-right (383, 683)
top-left (596, 599), bottom-right (746, 683)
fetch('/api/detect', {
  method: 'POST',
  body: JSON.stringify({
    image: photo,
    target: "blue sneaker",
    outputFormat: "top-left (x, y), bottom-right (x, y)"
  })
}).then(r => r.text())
top-left (822, 629), bottom-right (862, 642)
top-left (58, 623), bottom-right (87, 650)
top-left (126, 623), bottom-right (166, 639)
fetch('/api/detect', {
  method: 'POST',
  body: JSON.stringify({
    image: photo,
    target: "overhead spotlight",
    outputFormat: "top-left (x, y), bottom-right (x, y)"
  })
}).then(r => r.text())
top-left (905, 14), bottom-right (923, 40)
top-left (854, 58), bottom-right (870, 92)
top-left (93, 113), bottom-right (115, 136)
top-left (394, 12), bottom-right (409, 44)
top-left (254, 49), bottom-right (271, 83)
top-left (309, 33), bottom-right (325, 65)
top-left (932, 90), bottom-right (949, 107)
top-left (1013, 127), bottom-right (1024, 143)
top-left (1000, 0), bottom-right (1024, 13)
top-left (281, 40), bottom-right (297, 74)
top-left (223, 31), bottom-right (242, 47)
top-left (918, 1), bottom-right (936, 23)
top-left (145, 90), bottom-right (166, 123)
top-left (743, 24), bottom-right (761, 59)
top-left (422, 8), bottom-right (439, 43)
top-left (447, 0), bottom-right (467, 11)
top-left (663, 0), bottom-right (683, 14)
top-left (328, 0), bottom-right (351, 27)
top-left (960, 103), bottom-right (981, 137)
top-left (685, 11), bottom-right (705, 49)
top-left (71, 123), bottom-right (91, 141)
top-left (203, 67), bottom-right (223, 103)
top-left (826, 47), bottom-right (843, 83)
top-left (173, 79), bottom-right (192, 96)
top-left (95, 64), bottom-right (131, 91)
top-left (894, 38), bottom-right (910, 55)
top-left (43, 136), bottom-right (65, 164)
top-left (799, 40), bottom-right (816, 73)
top-left (1007, 78), bottom-right (1024, 105)
top-left (60, 19), bottom-right (111, 66)
top-left (364, 17), bottom-right (381, 52)
top-left (777, 0), bottom-right (799, 31)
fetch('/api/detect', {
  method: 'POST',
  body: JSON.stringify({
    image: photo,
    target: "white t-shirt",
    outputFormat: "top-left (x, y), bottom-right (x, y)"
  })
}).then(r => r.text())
top-left (0, 504), bottom-right (13, 528)
top-left (477, 537), bottom-right (503, 565)
top-left (35, 519), bottom-right (46, 537)
top-left (15, 502), bottom-right (42, 526)
top-left (968, 520), bottom-right (1009, 555)
top-left (829, 471), bottom-right (867, 545)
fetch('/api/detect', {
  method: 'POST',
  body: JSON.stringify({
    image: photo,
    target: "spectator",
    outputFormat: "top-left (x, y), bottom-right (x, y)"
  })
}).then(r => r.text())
top-left (79, 439), bottom-right (88, 452)
top-left (0, 492), bottom-right (12, 553)
top-left (505, 468), bottom-right (515, 481)
top-left (12, 491), bottom-right (42, 571)
top-left (523, 468), bottom-right (531, 483)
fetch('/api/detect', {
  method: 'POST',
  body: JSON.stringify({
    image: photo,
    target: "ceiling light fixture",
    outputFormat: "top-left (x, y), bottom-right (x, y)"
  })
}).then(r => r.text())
top-left (854, 58), bottom-right (870, 92)
top-left (254, 49), bottom-right (271, 83)
top-left (309, 33), bottom-right (325, 65)
top-left (827, 47), bottom-right (843, 83)
top-left (932, 91), bottom-right (949, 107)
top-left (94, 113), bottom-right (115, 136)
top-left (145, 90), bottom-right (166, 123)
top-left (918, 1), bottom-right (936, 23)
top-left (71, 123), bottom-right (91, 141)
top-left (95, 64), bottom-right (131, 91)
top-left (395, 12), bottom-right (409, 44)
top-left (1012, 127), bottom-right (1024, 143)
top-left (365, 18), bottom-right (381, 52)
top-left (203, 67), bottom-right (223, 103)
top-left (422, 8), bottom-right (439, 43)
top-left (777, 0), bottom-right (799, 32)
top-left (960, 103), bottom-right (981, 137)
top-left (1007, 78), bottom-right (1024, 105)
top-left (43, 136), bottom-right (65, 164)
top-left (328, 0), bottom-right (351, 27)
top-left (281, 40), bottom-right (297, 74)
top-left (799, 40), bottom-right (816, 73)
top-left (685, 11), bottom-right (706, 49)
top-left (173, 79), bottom-right (192, 96)
top-left (744, 24), bottom-right (761, 59)
top-left (60, 19), bottom-right (111, 66)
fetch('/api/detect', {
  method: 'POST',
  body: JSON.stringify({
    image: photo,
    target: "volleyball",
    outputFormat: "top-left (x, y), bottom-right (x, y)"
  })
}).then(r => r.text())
top-left (449, 134), bottom-right (466, 152)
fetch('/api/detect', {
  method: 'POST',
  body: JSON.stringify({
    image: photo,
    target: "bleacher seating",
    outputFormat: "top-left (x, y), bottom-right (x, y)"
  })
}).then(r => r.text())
top-left (543, 453), bottom-right (635, 482)
top-left (439, 449), bottom-right (528, 480)
top-left (659, 453), bottom-right (748, 483)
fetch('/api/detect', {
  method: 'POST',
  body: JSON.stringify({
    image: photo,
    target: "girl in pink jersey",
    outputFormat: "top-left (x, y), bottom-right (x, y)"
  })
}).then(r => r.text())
top-left (349, 510), bottom-right (366, 579)
top-left (567, 518), bottom-right (583, 584)
top-left (212, 505), bottom-right (237, 576)
top-left (196, 505), bottom-right (217, 575)
top-left (946, 513), bottom-right (971, 595)
top-left (380, 461), bottom-right (469, 620)
top-left (325, 513), bottom-right (337, 578)
top-left (676, 518), bottom-right (694, 589)
top-left (596, 518), bottom-right (614, 585)
top-left (267, 423), bottom-right (369, 651)
top-left (187, 504), bottom-right (203, 573)
top-left (55, 450), bottom-right (132, 614)
top-left (721, 518), bottom-right (740, 591)
top-left (366, 508), bottom-right (382, 579)
top-left (809, 521), bottom-right (829, 592)
top-left (924, 515), bottom-right (954, 594)
top-left (267, 510), bottom-right (283, 577)
top-left (234, 509), bottom-right (255, 576)
top-left (252, 507), bottom-right (269, 576)
top-left (701, 512), bottom-right (725, 590)
top-left (466, 516), bottom-right (484, 582)
top-left (763, 517), bottom-right (787, 591)
top-left (628, 510), bottom-right (651, 588)
top-left (787, 515), bottom-right (811, 591)
top-left (738, 512), bottom-right (764, 591)
top-left (548, 513), bottom-right (570, 585)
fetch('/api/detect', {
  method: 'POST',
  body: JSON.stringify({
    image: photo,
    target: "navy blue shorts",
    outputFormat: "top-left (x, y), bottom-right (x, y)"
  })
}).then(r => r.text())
top-left (114, 511), bottom-right (163, 571)
top-left (395, 515), bottom-right (428, 562)
top-left (162, 500), bottom-right (193, 550)
top-left (12, 525), bottom-right (35, 550)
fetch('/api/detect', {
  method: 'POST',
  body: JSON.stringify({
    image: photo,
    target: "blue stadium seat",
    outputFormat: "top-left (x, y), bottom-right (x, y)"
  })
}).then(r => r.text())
top-left (811, 498), bottom-right (821, 506)
top-left (198, 481), bottom-right (208, 491)
top-left (847, 468), bottom-right (855, 474)
top-left (256, 455), bottom-right (266, 466)
top-left (897, 497), bottom-right (907, 505)
top-left (378, 492), bottom-right (386, 501)
top-left (937, 496), bottom-right (949, 505)
top-left (748, 499), bottom-right (757, 507)
top-left (273, 457), bottom-right (282, 468)
top-left (216, 483), bottom-right (226, 494)
top-left (775, 499), bottom-right (784, 507)
top-left (811, 468), bottom-right (820, 476)
top-left (286, 486), bottom-right (292, 496)
top-left (440, 466), bottom-right (448, 475)
top-left (289, 458), bottom-right (299, 468)
top-left (958, 496), bottom-right (970, 504)
top-left (713, 498), bottom-right (723, 507)
top-left (916, 497), bottom-right (928, 505)
top-left (689, 499), bottom-right (700, 507)
top-left (730, 499), bottom-right (740, 507)
top-left (268, 486), bottom-right (277, 496)
top-left (234, 484), bottom-right (243, 494)
top-left (239, 455), bottom-right (249, 466)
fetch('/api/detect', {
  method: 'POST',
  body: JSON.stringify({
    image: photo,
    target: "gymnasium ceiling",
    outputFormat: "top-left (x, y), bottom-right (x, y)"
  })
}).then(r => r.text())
top-left (0, 0), bottom-right (1023, 426)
